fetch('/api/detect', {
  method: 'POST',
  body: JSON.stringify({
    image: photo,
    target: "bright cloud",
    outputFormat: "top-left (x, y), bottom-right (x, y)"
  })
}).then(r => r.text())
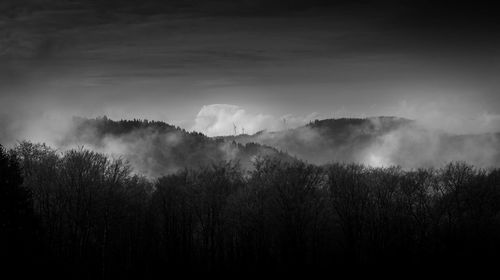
top-left (191, 104), bottom-right (319, 136)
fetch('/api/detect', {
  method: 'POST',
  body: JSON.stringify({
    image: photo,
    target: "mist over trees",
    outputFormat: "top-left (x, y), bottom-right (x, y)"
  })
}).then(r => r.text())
top-left (2, 0), bottom-right (500, 276)
top-left (229, 117), bottom-right (500, 168)
top-left (2, 140), bottom-right (500, 278)
top-left (59, 117), bottom-right (291, 177)
top-left (12, 116), bottom-right (496, 179)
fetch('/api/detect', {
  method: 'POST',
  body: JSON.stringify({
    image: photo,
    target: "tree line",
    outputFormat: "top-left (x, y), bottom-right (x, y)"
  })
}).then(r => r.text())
top-left (2, 141), bottom-right (500, 278)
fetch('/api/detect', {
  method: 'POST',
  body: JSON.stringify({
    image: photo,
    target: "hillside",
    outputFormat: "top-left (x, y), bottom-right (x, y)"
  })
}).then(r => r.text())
top-left (60, 116), bottom-right (291, 177)
top-left (222, 117), bottom-right (414, 164)
top-left (58, 116), bottom-right (500, 175)
top-left (224, 116), bottom-right (500, 168)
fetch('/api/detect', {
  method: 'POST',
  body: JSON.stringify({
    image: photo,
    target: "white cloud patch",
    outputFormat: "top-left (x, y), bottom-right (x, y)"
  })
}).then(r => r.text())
top-left (191, 104), bottom-right (319, 136)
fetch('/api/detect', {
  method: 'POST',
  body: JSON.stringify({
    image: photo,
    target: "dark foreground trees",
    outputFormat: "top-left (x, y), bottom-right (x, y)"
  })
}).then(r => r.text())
top-left (0, 145), bottom-right (44, 277)
top-left (12, 142), bottom-right (152, 279)
top-left (2, 141), bottom-right (500, 278)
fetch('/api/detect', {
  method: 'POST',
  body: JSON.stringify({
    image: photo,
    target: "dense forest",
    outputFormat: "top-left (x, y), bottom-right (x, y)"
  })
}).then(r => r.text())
top-left (2, 140), bottom-right (500, 278)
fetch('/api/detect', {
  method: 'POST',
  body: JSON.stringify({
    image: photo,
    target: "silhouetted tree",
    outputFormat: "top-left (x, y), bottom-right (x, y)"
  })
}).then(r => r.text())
top-left (6, 140), bottom-right (500, 278)
top-left (0, 144), bottom-right (42, 277)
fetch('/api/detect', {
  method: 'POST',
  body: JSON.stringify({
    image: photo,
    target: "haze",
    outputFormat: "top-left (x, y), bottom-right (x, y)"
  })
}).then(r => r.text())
top-left (1, 0), bottom-right (500, 142)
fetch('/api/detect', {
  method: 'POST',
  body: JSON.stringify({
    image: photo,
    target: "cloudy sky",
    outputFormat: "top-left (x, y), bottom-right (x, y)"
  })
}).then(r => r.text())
top-left (1, 0), bottom-right (500, 138)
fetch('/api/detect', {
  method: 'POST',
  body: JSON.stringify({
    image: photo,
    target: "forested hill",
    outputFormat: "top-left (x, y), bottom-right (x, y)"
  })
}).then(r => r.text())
top-left (56, 116), bottom-right (500, 175)
top-left (225, 116), bottom-right (500, 168)
top-left (60, 116), bottom-right (291, 177)
top-left (223, 117), bottom-right (415, 164)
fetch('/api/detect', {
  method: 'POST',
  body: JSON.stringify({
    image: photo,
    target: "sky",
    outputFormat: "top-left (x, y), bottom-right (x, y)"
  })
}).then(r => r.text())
top-left (1, 0), bottom-right (500, 139)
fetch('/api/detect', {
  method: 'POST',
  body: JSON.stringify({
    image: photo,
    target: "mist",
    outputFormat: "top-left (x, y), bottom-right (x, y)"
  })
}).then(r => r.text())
top-left (229, 115), bottom-right (500, 169)
top-left (1, 0), bottom-right (499, 175)
top-left (1, 101), bottom-right (499, 176)
top-left (3, 1), bottom-right (500, 277)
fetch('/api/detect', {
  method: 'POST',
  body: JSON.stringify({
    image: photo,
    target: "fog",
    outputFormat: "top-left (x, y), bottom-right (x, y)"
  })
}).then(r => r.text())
top-left (362, 120), bottom-right (500, 169)
top-left (229, 114), bottom-right (500, 169)
top-left (1, 100), bottom-right (499, 176)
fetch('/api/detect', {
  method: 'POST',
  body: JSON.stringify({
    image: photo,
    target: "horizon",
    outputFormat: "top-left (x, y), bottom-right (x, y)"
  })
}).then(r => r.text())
top-left (2, 0), bottom-right (500, 140)
top-left (3, 1), bottom-right (500, 277)
top-left (3, 110), bottom-right (493, 149)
